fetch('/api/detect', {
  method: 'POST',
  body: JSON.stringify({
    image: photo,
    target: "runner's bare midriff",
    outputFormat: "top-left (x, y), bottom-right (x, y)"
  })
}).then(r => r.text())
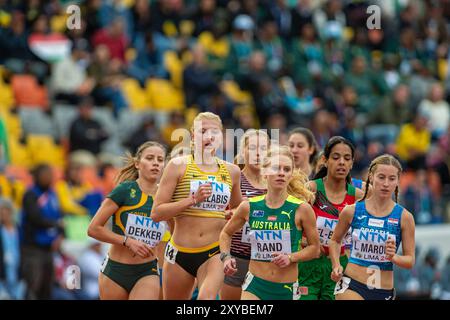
top-left (249, 260), bottom-right (298, 283)
top-left (345, 263), bottom-right (394, 289)
top-left (172, 215), bottom-right (226, 248)
top-left (108, 244), bottom-right (157, 265)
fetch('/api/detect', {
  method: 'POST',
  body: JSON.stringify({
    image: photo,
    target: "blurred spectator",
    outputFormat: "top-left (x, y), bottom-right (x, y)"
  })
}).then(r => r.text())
top-left (418, 83), bottom-right (450, 139)
top-left (0, 198), bottom-right (26, 300)
top-left (290, 0), bottom-right (314, 38)
top-left (256, 18), bottom-right (286, 78)
top-left (191, 0), bottom-right (216, 37)
top-left (98, 0), bottom-right (133, 41)
top-left (313, 0), bottom-right (346, 42)
top-left (20, 164), bottom-right (64, 300)
top-left (398, 27), bottom-right (426, 77)
top-left (311, 108), bottom-right (335, 148)
top-left (0, 117), bottom-right (9, 167)
top-left (51, 44), bottom-right (95, 105)
top-left (204, 92), bottom-right (234, 127)
top-left (162, 110), bottom-right (188, 149)
top-left (403, 169), bottom-right (438, 224)
top-left (367, 84), bottom-right (412, 145)
top-left (268, 0), bottom-right (293, 40)
top-left (150, 0), bottom-right (184, 36)
top-left (394, 246), bottom-right (424, 299)
top-left (183, 44), bottom-right (219, 109)
top-left (88, 45), bottom-right (128, 116)
top-left (55, 161), bottom-right (103, 217)
top-left (419, 248), bottom-right (441, 299)
top-left (69, 98), bottom-right (109, 155)
top-left (226, 14), bottom-right (255, 77)
top-left (92, 17), bottom-right (128, 64)
top-left (77, 239), bottom-right (104, 300)
top-left (125, 115), bottom-right (163, 154)
top-left (238, 51), bottom-right (285, 124)
top-left (128, 32), bottom-right (168, 86)
top-left (344, 55), bottom-right (389, 114)
top-left (131, 2), bottom-right (155, 41)
top-left (440, 255), bottom-right (450, 300)
top-left (291, 22), bottom-right (326, 88)
top-left (82, 0), bottom-right (102, 41)
top-left (396, 113), bottom-right (431, 171)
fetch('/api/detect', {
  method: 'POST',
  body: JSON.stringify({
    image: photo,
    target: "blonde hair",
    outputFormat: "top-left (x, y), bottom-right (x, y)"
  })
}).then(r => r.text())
top-left (190, 112), bottom-right (223, 152)
top-left (235, 129), bottom-right (270, 168)
top-left (262, 146), bottom-right (315, 203)
top-left (362, 154), bottom-right (403, 202)
top-left (115, 141), bottom-right (167, 184)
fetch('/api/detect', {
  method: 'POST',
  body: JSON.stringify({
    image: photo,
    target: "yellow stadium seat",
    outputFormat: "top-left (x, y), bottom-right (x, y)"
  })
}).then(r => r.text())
top-left (26, 135), bottom-right (66, 168)
top-left (8, 138), bottom-right (31, 168)
top-left (0, 10), bottom-right (11, 27)
top-left (0, 81), bottom-right (14, 111)
top-left (2, 111), bottom-right (22, 140)
top-left (122, 0), bottom-right (135, 8)
top-left (164, 51), bottom-right (184, 88)
top-left (221, 80), bottom-right (253, 104)
top-left (146, 79), bottom-right (185, 112)
top-left (185, 106), bottom-right (200, 128)
top-left (198, 32), bottom-right (230, 58)
top-left (122, 78), bottom-right (151, 110)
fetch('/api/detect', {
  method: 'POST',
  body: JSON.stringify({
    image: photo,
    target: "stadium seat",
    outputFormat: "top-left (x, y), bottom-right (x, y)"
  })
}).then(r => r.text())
top-left (121, 78), bottom-right (151, 111)
top-left (19, 108), bottom-right (58, 139)
top-left (11, 75), bottom-right (49, 110)
top-left (164, 50), bottom-right (184, 88)
top-left (8, 138), bottom-right (30, 167)
top-left (1, 110), bottom-right (22, 140)
top-left (4, 165), bottom-right (32, 187)
top-left (198, 32), bottom-right (230, 58)
top-left (92, 107), bottom-right (117, 135)
top-left (145, 79), bottom-right (185, 112)
top-left (117, 109), bottom-right (149, 142)
top-left (53, 104), bottom-right (78, 139)
top-left (26, 134), bottom-right (65, 168)
top-left (221, 80), bottom-right (253, 105)
top-left (50, 15), bottom-right (67, 33)
top-left (0, 81), bottom-right (14, 112)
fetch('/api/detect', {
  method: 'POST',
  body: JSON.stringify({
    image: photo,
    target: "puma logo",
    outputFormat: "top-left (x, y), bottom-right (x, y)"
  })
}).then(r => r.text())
top-left (284, 285), bottom-right (293, 292)
top-left (281, 210), bottom-right (293, 220)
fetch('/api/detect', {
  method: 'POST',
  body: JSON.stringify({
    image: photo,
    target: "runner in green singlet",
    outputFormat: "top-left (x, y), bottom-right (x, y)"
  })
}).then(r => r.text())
top-left (298, 136), bottom-right (364, 300)
top-left (220, 146), bottom-right (320, 300)
top-left (88, 141), bottom-right (167, 300)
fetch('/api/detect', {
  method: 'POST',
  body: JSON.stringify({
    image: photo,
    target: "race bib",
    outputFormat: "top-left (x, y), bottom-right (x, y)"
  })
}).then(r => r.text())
top-left (250, 229), bottom-right (291, 261)
top-left (241, 222), bottom-right (252, 243)
top-left (100, 255), bottom-right (109, 273)
top-left (125, 214), bottom-right (166, 248)
top-left (316, 216), bottom-right (338, 246)
top-left (164, 241), bottom-right (178, 264)
top-left (334, 276), bottom-right (351, 295)
top-left (351, 228), bottom-right (396, 263)
top-left (190, 180), bottom-right (231, 212)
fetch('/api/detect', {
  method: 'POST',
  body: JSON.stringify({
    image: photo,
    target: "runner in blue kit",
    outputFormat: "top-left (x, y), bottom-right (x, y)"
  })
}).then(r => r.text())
top-left (329, 154), bottom-right (416, 300)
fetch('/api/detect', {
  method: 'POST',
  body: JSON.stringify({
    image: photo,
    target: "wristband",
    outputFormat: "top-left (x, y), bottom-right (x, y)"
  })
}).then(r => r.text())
top-left (123, 236), bottom-right (128, 247)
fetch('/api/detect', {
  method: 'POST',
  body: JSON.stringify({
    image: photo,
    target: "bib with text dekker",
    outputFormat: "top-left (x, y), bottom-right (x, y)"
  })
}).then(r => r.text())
top-left (250, 229), bottom-right (291, 261)
top-left (125, 214), bottom-right (166, 247)
top-left (190, 180), bottom-right (231, 212)
top-left (351, 227), bottom-right (396, 263)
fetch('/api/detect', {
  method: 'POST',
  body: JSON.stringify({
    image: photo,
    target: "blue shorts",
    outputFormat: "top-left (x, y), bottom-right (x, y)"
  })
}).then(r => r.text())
top-left (335, 276), bottom-right (396, 300)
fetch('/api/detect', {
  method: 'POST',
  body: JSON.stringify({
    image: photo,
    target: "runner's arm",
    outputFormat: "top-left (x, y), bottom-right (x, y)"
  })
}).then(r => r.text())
top-left (391, 210), bottom-right (415, 269)
top-left (220, 201), bottom-right (249, 254)
top-left (87, 198), bottom-right (124, 246)
top-left (151, 159), bottom-right (191, 222)
top-left (329, 204), bottom-right (354, 269)
top-left (226, 163), bottom-right (242, 209)
top-left (292, 203), bottom-right (320, 262)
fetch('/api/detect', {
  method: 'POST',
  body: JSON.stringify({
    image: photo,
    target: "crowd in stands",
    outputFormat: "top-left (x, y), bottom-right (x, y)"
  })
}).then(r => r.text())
top-left (0, 0), bottom-right (450, 299)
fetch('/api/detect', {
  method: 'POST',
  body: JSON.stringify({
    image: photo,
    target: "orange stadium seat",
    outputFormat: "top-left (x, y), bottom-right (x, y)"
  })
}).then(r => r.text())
top-left (11, 75), bottom-right (49, 110)
top-left (5, 165), bottom-right (32, 187)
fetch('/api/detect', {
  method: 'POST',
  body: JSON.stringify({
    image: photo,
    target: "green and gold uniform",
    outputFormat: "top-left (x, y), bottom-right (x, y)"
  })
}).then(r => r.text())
top-left (100, 180), bottom-right (167, 293)
top-left (242, 194), bottom-right (303, 300)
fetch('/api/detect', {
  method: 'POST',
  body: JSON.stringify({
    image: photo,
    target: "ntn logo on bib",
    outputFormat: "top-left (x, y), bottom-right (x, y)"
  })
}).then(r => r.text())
top-left (250, 229), bottom-right (292, 261)
top-left (125, 214), bottom-right (166, 247)
top-left (351, 228), bottom-right (396, 263)
top-left (190, 180), bottom-right (231, 211)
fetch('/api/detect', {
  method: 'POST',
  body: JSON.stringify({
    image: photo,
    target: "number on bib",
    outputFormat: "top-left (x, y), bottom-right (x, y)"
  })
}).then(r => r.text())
top-left (334, 276), bottom-right (351, 295)
top-left (164, 242), bottom-right (178, 264)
